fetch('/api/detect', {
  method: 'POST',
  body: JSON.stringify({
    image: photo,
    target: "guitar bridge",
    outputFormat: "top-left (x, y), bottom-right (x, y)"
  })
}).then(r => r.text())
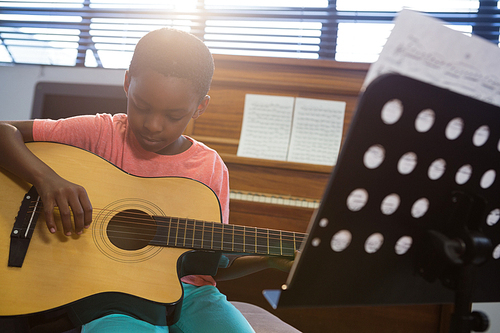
top-left (8, 186), bottom-right (41, 267)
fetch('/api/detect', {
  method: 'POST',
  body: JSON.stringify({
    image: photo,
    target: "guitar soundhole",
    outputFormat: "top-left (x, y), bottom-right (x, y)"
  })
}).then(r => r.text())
top-left (107, 209), bottom-right (157, 251)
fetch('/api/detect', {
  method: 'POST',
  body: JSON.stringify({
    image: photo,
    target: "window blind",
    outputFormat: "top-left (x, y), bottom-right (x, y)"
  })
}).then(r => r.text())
top-left (0, 0), bottom-right (498, 68)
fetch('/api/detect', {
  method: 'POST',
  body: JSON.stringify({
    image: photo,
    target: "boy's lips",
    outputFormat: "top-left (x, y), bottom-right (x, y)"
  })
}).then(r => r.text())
top-left (140, 134), bottom-right (161, 144)
top-left (138, 134), bottom-right (166, 149)
top-left (143, 137), bottom-right (159, 143)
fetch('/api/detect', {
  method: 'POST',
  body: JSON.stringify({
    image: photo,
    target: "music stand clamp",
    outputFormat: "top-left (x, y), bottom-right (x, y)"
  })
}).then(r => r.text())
top-left (264, 74), bottom-right (500, 333)
top-left (419, 191), bottom-right (491, 332)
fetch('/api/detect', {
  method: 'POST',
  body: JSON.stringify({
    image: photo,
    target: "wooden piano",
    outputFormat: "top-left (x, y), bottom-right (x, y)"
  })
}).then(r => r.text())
top-left (184, 54), bottom-right (453, 333)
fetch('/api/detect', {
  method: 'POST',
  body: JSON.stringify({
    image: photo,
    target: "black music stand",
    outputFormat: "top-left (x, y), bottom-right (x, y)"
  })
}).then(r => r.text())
top-left (264, 74), bottom-right (500, 333)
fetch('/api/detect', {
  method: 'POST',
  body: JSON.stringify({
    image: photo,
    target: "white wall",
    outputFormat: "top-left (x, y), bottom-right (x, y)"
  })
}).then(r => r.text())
top-left (0, 63), bottom-right (498, 331)
top-left (0, 64), bottom-right (125, 121)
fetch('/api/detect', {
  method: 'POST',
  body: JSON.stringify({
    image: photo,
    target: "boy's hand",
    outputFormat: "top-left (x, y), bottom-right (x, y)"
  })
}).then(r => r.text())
top-left (267, 256), bottom-right (295, 273)
top-left (0, 121), bottom-right (92, 235)
top-left (37, 174), bottom-right (93, 236)
top-left (268, 249), bottom-right (302, 273)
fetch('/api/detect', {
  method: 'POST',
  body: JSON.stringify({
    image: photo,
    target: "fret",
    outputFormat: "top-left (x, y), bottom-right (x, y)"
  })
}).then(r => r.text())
top-left (268, 229), bottom-right (282, 256)
top-left (150, 216), bottom-right (169, 247)
top-left (185, 219), bottom-right (195, 248)
top-left (193, 220), bottom-right (203, 249)
top-left (281, 231), bottom-right (296, 257)
top-left (222, 224), bottom-right (234, 252)
top-left (176, 218), bottom-right (186, 247)
top-left (202, 221), bottom-right (213, 250)
top-left (220, 224), bottom-right (224, 250)
top-left (167, 217), bottom-right (178, 247)
top-left (212, 223), bottom-right (223, 250)
top-left (256, 228), bottom-right (268, 255)
top-left (295, 233), bottom-right (303, 253)
top-left (233, 225), bottom-right (245, 253)
top-left (244, 226), bottom-right (256, 254)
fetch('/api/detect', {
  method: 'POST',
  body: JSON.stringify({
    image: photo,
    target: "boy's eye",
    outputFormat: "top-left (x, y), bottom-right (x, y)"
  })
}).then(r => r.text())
top-left (168, 115), bottom-right (183, 122)
top-left (132, 100), bottom-right (149, 112)
top-left (166, 112), bottom-right (186, 121)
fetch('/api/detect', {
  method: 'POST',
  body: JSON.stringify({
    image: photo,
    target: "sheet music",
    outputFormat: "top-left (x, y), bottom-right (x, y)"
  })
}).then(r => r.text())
top-left (237, 94), bottom-right (346, 165)
top-left (237, 94), bottom-right (295, 161)
top-left (287, 97), bottom-right (346, 166)
top-left (364, 9), bottom-right (500, 107)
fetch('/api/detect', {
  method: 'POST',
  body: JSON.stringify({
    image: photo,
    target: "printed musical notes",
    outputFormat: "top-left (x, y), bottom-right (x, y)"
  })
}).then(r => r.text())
top-left (364, 9), bottom-right (500, 107)
top-left (288, 97), bottom-right (346, 165)
top-left (236, 94), bottom-right (294, 161)
top-left (237, 94), bottom-right (346, 166)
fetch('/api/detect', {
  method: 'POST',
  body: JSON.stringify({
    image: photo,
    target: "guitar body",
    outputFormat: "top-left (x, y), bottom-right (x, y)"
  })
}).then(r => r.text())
top-left (0, 142), bottom-right (223, 329)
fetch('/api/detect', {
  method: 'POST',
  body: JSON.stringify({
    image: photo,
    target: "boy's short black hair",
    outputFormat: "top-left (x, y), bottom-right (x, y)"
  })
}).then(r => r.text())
top-left (129, 28), bottom-right (214, 99)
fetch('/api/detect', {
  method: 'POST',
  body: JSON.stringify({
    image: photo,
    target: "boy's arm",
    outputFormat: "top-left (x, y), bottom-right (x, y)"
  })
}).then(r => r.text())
top-left (214, 255), bottom-right (293, 282)
top-left (0, 121), bottom-right (92, 235)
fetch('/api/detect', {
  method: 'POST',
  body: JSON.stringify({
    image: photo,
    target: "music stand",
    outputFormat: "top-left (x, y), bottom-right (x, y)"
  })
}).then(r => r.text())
top-left (264, 74), bottom-right (500, 333)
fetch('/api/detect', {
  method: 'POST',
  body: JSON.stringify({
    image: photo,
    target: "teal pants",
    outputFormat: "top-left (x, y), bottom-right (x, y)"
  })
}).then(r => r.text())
top-left (81, 283), bottom-right (255, 333)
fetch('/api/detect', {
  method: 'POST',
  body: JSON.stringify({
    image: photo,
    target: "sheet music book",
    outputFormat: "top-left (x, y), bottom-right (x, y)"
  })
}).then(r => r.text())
top-left (363, 9), bottom-right (500, 108)
top-left (237, 94), bottom-right (346, 166)
top-left (236, 94), bottom-right (295, 161)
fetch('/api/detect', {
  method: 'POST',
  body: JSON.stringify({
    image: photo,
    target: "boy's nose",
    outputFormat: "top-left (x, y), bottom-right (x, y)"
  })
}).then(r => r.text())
top-left (143, 115), bottom-right (163, 133)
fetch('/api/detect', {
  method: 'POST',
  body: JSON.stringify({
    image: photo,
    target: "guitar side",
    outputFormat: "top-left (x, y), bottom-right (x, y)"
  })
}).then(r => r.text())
top-left (0, 142), bottom-right (223, 327)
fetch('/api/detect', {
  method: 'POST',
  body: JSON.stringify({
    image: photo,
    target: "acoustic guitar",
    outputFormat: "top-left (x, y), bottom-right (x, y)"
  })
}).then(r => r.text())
top-left (0, 142), bottom-right (304, 330)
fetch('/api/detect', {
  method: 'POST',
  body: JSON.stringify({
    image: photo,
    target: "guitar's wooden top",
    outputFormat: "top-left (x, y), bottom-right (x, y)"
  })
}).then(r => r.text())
top-left (0, 142), bottom-right (222, 318)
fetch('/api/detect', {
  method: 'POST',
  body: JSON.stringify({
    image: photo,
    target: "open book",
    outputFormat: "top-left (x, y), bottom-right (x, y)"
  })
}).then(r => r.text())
top-left (237, 94), bottom-right (346, 166)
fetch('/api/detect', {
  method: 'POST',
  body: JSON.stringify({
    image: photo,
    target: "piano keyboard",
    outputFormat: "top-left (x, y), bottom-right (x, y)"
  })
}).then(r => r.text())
top-left (230, 190), bottom-right (320, 209)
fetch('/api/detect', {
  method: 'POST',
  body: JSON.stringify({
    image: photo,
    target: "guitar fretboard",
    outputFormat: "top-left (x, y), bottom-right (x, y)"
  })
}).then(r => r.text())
top-left (151, 217), bottom-right (304, 257)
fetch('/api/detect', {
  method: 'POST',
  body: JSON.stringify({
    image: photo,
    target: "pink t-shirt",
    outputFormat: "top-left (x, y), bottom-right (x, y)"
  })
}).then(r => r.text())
top-left (33, 113), bottom-right (229, 287)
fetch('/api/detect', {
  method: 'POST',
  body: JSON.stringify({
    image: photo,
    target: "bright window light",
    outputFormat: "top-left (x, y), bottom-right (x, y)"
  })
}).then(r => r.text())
top-left (89, 0), bottom-right (197, 10)
top-left (204, 0), bottom-right (328, 7)
top-left (336, 23), bottom-right (393, 63)
top-left (336, 0), bottom-right (479, 12)
top-left (204, 34), bottom-right (320, 45)
top-left (335, 22), bottom-right (474, 63)
top-left (205, 26), bottom-right (322, 38)
top-left (7, 46), bottom-right (77, 65)
top-left (0, 42), bottom-right (13, 62)
top-left (0, 0), bottom-right (496, 66)
top-left (210, 48), bottom-right (319, 59)
top-left (0, 14), bottom-right (82, 23)
top-left (96, 50), bottom-right (134, 68)
top-left (84, 49), bottom-right (98, 67)
top-left (0, 0), bottom-right (83, 8)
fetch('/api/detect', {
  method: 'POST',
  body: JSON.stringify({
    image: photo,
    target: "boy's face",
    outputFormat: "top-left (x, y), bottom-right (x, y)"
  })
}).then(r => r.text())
top-left (124, 69), bottom-right (209, 155)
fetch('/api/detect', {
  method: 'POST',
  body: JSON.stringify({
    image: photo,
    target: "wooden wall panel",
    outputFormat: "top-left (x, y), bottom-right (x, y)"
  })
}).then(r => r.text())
top-left (188, 54), bottom-right (368, 156)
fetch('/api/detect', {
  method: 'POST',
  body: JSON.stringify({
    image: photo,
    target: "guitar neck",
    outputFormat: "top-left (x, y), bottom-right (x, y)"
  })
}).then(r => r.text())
top-left (151, 217), bottom-right (304, 257)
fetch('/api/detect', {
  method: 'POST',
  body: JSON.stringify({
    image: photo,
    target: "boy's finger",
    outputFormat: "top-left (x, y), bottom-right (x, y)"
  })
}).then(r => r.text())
top-left (57, 203), bottom-right (74, 236)
top-left (69, 201), bottom-right (85, 235)
top-left (79, 190), bottom-right (93, 228)
top-left (43, 204), bottom-right (57, 234)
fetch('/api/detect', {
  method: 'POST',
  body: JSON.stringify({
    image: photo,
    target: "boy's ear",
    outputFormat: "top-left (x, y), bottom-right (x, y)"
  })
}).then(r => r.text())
top-left (123, 70), bottom-right (131, 96)
top-left (192, 95), bottom-right (210, 120)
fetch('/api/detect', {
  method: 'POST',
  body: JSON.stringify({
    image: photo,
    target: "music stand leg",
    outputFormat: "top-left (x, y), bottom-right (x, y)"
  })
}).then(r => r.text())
top-left (449, 264), bottom-right (489, 333)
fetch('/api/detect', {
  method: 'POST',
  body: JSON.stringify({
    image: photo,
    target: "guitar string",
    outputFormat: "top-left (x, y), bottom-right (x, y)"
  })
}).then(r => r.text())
top-left (25, 202), bottom-right (306, 239)
top-left (105, 224), bottom-right (304, 255)
top-left (25, 203), bottom-right (307, 247)
top-left (102, 228), bottom-right (299, 255)
top-left (23, 207), bottom-right (306, 245)
top-left (24, 205), bottom-right (302, 255)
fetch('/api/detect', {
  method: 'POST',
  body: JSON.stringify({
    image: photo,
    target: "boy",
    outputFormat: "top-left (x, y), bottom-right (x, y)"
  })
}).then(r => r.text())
top-left (0, 28), bottom-right (290, 333)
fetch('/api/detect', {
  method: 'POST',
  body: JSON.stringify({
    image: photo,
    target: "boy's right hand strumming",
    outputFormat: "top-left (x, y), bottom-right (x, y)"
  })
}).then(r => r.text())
top-left (35, 171), bottom-right (92, 236)
top-left (0, 121), bottom-right (93, 236)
